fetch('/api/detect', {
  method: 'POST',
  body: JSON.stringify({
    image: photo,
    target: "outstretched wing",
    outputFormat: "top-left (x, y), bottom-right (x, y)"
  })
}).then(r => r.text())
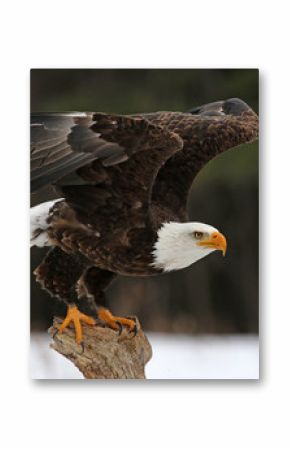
top-left (31, 113), bottom-right (128, 192)
top-left (150, 98), bottom-right (259, 217)
top-left (31, 112), bottom-right (183, 225)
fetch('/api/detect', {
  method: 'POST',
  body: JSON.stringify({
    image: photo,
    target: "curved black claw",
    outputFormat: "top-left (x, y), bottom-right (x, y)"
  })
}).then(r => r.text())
top-left (130, 323), bottom-right (138, 337)
top-left (126, 316), bottom-right (138, 337)
top-left (115, 320), bottom-right (123, 335)
top-left (79, 342), bottom-right (85, 354)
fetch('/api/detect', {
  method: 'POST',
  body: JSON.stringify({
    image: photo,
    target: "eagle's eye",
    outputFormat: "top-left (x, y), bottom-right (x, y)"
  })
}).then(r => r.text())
top-left (193, 231), bottom-right (203, 239)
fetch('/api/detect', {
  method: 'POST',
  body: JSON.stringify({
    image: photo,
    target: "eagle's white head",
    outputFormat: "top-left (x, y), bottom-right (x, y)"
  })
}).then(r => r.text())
top-left (152, 222), bottom-right (227, 272)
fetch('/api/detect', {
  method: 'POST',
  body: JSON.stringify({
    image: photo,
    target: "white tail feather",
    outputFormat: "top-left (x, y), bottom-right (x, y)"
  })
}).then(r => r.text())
top-left (30, 199), bottom-right (63, 247)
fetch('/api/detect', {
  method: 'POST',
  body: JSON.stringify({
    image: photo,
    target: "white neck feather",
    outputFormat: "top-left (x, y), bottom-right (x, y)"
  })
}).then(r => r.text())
top-left (151, 222), bottom-right (217, 272)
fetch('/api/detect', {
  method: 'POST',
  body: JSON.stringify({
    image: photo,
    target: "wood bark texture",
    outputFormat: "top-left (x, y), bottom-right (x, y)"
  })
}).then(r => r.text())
top-left (48, 317), bottom-right (152, 379)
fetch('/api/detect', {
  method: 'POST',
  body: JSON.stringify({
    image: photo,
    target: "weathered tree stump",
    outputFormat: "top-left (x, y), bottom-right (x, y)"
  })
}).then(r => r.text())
top-left (48, 317), bottom-right (152, 379)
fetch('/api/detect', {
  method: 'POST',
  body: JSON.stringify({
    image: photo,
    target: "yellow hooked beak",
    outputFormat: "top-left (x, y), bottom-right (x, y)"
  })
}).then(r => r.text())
top-left (197, 231), bottom-right (227, 256)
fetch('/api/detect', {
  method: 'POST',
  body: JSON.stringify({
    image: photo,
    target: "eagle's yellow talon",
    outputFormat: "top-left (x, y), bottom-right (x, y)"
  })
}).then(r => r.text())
top-left (58, 305), bottom-right (96, 344)
top-left (98, 308), bottom-right (137, 335)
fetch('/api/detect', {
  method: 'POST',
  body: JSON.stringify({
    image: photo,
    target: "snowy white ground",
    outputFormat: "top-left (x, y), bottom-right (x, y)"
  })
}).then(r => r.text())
top-left (30, 332), bottom-right (259, 380)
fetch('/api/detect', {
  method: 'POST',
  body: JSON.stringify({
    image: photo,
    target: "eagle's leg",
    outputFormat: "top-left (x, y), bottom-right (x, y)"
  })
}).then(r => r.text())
top-left (82, 267), bottom-right (138, 335)
top-left (34, 247), bottom-right (96, 345)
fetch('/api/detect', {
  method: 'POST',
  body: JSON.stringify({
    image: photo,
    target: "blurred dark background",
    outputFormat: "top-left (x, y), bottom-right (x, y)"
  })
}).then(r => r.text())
top-left (30, 69), bottom-right (258, 335)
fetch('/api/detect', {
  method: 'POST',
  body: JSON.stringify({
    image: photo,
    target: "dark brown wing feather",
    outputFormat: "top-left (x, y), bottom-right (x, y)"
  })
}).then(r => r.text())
top-left (146, 98), bottom-right (259, 217)
top-left (31, 113), bottom-right (127, 192)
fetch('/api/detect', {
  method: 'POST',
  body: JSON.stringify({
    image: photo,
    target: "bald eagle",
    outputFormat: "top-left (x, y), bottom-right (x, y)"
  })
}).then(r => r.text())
top-left (30, 98), bottom-right (258, 345)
